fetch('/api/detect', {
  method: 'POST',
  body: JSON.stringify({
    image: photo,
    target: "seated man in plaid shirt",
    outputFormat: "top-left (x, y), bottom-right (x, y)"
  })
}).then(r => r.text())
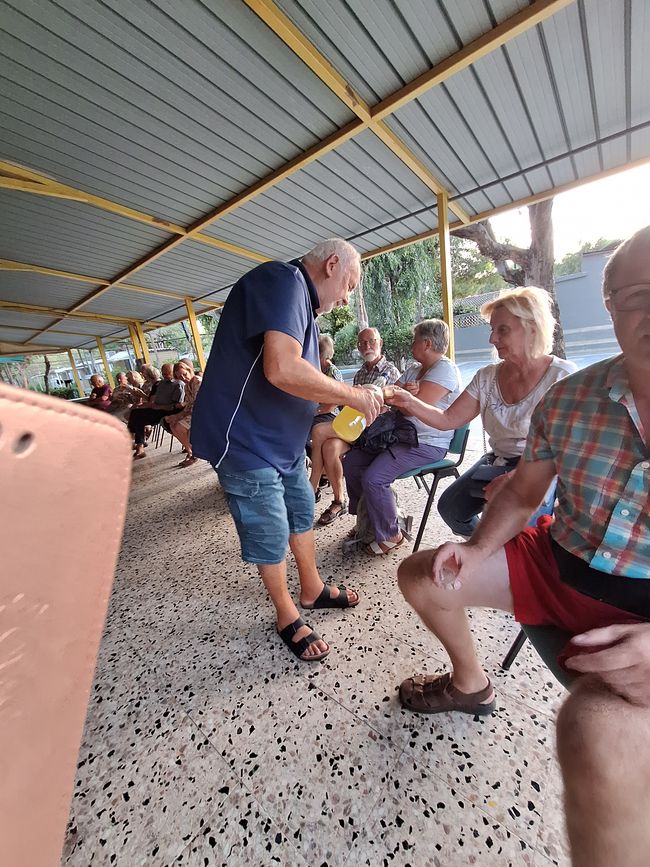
top-left (396, 225), bottom-right (650, 867)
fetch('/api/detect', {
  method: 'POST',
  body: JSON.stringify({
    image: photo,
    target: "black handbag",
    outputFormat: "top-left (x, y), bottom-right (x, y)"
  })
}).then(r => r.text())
top-left (355, 410), bottom-right (419, 455)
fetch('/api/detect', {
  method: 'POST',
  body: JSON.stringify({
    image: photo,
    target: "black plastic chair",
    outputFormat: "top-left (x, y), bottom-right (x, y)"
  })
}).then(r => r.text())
top-left (396, 424), bottom-right (471, 552)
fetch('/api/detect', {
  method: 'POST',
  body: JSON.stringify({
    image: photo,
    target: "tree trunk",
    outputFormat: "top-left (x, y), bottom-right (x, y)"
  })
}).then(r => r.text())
top-left (43, 355), bottom-right (51, 394)
top-left (527, 200), bottom-right (565, 358)
top-left (452, 198), bottom-right (566, 358)
top-left (355, 276), bottom-right (369, 329)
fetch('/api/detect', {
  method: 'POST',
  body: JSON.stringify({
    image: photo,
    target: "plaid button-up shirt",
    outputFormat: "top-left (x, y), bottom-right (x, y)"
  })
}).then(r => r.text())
top-left (353, 356), bottom-right (401, 388)
top-left (524, 355), bottom-right (650, 580)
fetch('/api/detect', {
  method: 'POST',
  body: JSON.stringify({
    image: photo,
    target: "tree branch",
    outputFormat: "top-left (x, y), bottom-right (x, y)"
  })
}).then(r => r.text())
top-left (452, 221), bottom-right (530, 286)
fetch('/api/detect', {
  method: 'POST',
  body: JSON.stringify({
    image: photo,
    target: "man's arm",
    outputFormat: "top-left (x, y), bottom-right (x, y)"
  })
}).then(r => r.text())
top-left (431, 457), bottom-right (557, 585)
top-left (263, 331), bottom-right (382, 423)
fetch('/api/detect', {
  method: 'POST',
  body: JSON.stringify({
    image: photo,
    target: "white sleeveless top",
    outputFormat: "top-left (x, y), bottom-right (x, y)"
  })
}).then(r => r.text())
top-left (465, 357), bottom-right (577, 458)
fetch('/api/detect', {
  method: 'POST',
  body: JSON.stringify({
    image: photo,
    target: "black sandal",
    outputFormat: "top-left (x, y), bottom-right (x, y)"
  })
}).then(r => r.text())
top-left (301, 583), bottom-right (360, 610)
top-left (317, 499), bottom-right (348, 525)
top-left (277, 617), bottom-right (329, 662)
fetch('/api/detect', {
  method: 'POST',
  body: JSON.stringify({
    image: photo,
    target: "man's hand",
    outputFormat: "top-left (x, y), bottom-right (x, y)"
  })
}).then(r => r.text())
top-left (346, 386), bottom-right (383, 426)
top-left (483, 471), bottom-right (513, 502)
top-left (565, 623), bottom-right (650, 707)
top-left (431, 541), bottom-right (487, 590)
top-left (383, 385), bottom-right (414, 412)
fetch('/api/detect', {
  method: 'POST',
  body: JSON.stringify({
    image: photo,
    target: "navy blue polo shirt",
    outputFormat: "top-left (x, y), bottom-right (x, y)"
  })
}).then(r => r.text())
top-left (191, 259), bottom-right (320, 473)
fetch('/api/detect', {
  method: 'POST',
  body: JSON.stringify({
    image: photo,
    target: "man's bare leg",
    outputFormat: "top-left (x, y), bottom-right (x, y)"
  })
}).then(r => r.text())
top-left (556, 676), bottom-right (650, 867)
top-left (322, 437), bottom-right (349, 504)
top-left (397, 546), bottom-right (513, 695)
top-left (258, 561), bottom-right (328, 659)
top-left (289, 529), bottom-right (358, 606)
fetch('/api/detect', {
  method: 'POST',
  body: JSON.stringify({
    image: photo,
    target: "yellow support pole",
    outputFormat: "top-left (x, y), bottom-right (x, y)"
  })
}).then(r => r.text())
top-left (184, 298), bottom-right (206, 372)
top-left (95, 337), bottom-right (115, 388)
top-left (437, 191), bottom-right (455, 361)
top-left (67, 349), bottom-right (86, 397)
top-left (134, 321), bottom-right (151, 365)
top-left (127, 323), bottom-right (143, 366)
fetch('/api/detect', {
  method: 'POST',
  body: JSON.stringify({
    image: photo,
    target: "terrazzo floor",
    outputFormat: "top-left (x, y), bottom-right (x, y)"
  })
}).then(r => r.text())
top-left (62, 426), bottom-right (570, 867)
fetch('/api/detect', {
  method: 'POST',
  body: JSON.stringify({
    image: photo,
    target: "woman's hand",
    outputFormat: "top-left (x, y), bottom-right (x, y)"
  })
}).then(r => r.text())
top-left (402, 381), bottom-right (420, 395)
top-left (383, 386), bottom-right (414, 411)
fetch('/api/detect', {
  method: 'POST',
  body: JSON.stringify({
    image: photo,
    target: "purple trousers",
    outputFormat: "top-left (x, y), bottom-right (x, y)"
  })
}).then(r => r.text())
top-left (342, 442), bottom-right (446, 542)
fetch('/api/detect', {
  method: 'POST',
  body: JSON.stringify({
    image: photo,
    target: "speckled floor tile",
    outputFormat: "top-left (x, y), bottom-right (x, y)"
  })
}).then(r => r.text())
top-left (62, 437), bottom-right (572, 865)
top-left (63, 710), bottom-right (232, 867)
top-left (345, 753), bottom-right (536, 867)
top-left (174, 782), bottom-right (308, 866)
top-left (187, 672), bottom-right (402, 865)
top-left (535, 755), bottom-right (570, 866)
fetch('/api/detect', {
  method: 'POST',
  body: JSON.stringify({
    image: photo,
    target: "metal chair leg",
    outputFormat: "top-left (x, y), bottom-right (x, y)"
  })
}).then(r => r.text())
top-left (501, 628), bottom-right (528, 670)
top-left (412, 477), bottom-right (441, 552)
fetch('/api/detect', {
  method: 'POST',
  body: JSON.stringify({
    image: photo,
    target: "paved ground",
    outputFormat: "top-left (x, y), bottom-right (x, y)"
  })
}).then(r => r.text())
top-left (62, 424), bottom-right (570, 866)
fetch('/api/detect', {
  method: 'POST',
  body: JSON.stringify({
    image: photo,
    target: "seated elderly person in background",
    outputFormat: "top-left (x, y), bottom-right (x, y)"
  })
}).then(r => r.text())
top-left (309, 326), bottom-right (400, 525)
top-left (343, 319), bottom-right (461, 555)
top-left (388, 286), bottom-right (576, 537)
top-left (166, 361), bottom-right (203, 468)
top-left (109, 371), bottom-right (147, 423)
top-left (86, 374), bottom-right (112, 411)
top-left (309, 333), bottom-right (343, 429)
top-left (128, 362), bottom-right (185, 459)
top-left (139, 363), bottom-right (162, 398)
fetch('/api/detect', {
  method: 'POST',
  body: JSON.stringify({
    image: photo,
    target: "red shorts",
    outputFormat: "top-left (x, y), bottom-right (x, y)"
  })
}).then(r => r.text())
top-left (505, 517), bottom-right (642, 637)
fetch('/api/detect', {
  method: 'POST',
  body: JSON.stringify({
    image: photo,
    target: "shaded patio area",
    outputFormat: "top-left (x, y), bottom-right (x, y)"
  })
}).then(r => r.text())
top-left (62, 426), bottom-right (569, 866)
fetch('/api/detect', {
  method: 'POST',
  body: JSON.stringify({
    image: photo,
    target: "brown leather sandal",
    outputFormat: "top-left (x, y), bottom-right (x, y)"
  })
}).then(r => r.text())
top-left (399, 672), bottom-right (495, 716)
top-left (317, 499), bottom-right (348, 525)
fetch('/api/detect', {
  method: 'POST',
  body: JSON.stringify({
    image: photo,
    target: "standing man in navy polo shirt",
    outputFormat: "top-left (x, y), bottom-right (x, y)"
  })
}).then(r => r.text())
top-left (191, 239), bottom-right (382, 662)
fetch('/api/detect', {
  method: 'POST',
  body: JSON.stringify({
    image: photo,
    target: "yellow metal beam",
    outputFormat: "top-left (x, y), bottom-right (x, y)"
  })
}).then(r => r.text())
top-left (0, 299), bottom-right (164, 327)
top-left (67, 349), bottom-right (86, 397)
top-left (437, 192), bottom-right (454, 361)
top-left (242, 0), bottom-right (469, 223)
top-left (184, 299), bottom-right (206, 372)
top-left (134, 321), bottom-right (151, 365)
top-left (0, 258), bottom-right (212, 305)
top-left (372, 0), bottom-right (575, 121)
top-left (95, 336), bottom-right (115, 388)
top-left (0, 161), bottom-right (268, 263)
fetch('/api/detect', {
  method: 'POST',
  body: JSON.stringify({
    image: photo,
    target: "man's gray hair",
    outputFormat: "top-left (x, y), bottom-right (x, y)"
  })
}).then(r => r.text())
top-left (414, 318), bottom-right (449, 353)
top-left (302, 238), bottom-right (360, 271)
top-left (602, 225), bottom-right (650, 299)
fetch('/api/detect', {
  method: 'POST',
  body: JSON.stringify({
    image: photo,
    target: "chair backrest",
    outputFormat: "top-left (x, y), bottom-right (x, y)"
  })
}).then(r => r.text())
top-left (448, 424), bottom-right (470, 459)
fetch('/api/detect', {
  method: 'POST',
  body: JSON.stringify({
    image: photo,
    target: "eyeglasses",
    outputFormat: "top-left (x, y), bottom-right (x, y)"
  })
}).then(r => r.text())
top-left (358, 339), bottom-right (378, 347)
top-left (608, 284), bottom-right (650, 313)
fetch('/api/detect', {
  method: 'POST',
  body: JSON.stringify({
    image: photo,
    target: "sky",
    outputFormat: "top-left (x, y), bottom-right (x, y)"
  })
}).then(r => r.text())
top-left (488, 162), bottom-right (650, 259)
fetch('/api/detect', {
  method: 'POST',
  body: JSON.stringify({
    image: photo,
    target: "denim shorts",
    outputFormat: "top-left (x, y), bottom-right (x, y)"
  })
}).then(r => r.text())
top-left (215, 457), bottom-right (315, 565)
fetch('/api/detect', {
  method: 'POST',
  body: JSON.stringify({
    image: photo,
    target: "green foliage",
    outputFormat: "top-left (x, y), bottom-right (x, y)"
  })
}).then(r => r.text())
top-left (451, 239), bottom-right (505, 297)
top-left (363, 238), bottom-right (440, 329)
top-left (379, 323), bottom-right (414, 365)
top-left (317, 305), bottom-right (355, 337)
top-left (50, 386), bottom-right (79, 400)
top-left (554, 238), bottom-right (616, 277)
top-left (333, 322), bottom-right (359, 363)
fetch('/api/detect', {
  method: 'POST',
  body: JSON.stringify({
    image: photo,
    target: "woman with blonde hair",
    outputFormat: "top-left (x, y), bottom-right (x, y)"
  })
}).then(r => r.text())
top-left (139, 364), bottom-right (161, 397)
top-left (387, 286), bottom-right (576, 537)
top-left (166, 361), bottom-right (202, 467)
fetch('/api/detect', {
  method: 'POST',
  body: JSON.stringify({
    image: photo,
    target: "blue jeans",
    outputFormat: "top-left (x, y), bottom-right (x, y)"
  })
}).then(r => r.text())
top-left (216, 457), bottom-right (314, 565)
top-left (438, 454), bottom-right (556, 537)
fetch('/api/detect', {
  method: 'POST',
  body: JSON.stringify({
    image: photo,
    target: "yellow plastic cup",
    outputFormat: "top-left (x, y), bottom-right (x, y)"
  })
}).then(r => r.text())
top-left (332, 404), bottom-right (367, 443)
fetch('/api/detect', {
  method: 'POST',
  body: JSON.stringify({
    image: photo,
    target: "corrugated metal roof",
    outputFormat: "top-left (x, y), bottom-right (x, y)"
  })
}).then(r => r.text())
top-left (0, 0), bottom-right (648, 353)
top-left (0, 272), bottom-right (98, 309)
top-left (0, 191), bottom-right (173, 279)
